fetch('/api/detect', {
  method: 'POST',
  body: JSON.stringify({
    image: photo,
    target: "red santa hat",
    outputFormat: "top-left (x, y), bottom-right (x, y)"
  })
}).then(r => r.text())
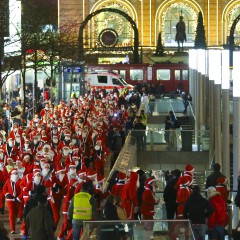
top-left (33, 169), bottom-right (41, 176)
top-left (72, 146), bottom-right (79, 152)
top-left (15, 158), bottom-right (22, 164)
top-left (41, 136), bottom-right (48, 143)
top-left (217, 177), bottom-right (227, 185)
top-left (185, 164), bottom-right (194, 173)
top-left (97, 175), bottom-right (105, 184)
top-left (9, 168), bottom-right (18, 175)
top-left (87, 169), bottom-right (97, 179)
top-left (55, 165), bottom-right (66, 174)
top-left (146, 177), bottom-right (156, 186)
top-left (33, 165), bottom-right (41, 173)
top-left (7, 157), bottom-right (14, 162)
top-left (77, 169), bottom-right (86, 177)
top-left (117, 172), bottom-right (127, 181)
top-left (7, 137), bottom-right (13, 141)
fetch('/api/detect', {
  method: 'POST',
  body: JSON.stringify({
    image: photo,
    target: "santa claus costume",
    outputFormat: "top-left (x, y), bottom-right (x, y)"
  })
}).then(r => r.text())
top-left (121, 171), bottom-right (139, 220)
top-left (216, 177), bottom-right (229, 203)
top-left (3, 168), bottom-right (22, 234)
top-left (111, 172), bottom-right (127, 197)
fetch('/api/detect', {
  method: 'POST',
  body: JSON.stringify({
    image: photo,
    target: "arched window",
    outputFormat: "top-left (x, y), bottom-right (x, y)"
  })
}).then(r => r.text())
top-left (228, 4), bottom-right (240, 45)
top-left (162, 3), bottom-right (197, 47)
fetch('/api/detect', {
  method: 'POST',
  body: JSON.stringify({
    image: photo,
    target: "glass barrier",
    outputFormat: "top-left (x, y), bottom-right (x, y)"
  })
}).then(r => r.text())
top-left (130, 129), bottom-right (210, 152)
top-left (81, 219), bottom-right (195, 240)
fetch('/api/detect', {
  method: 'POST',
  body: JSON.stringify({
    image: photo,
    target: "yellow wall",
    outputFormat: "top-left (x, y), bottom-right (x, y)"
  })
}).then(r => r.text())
top-left (59, 0), bottom-right (240, 47)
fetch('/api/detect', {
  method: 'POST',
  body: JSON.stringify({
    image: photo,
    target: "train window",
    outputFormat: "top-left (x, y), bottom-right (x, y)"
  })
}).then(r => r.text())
top-left (156, 69), bottom-right (170, 81)
top-left (120, 70), bottom-right (126, 80)
top-left (175, 70), bottom-right (180, 80)
top-left (130, 69), bottom-right (143, 81)
top-left (112, 78), bottom-right (123, 86)
top-left (182, 70), bottom-right (189, 80)
top-left (97, 76), bottom-right (108, 84)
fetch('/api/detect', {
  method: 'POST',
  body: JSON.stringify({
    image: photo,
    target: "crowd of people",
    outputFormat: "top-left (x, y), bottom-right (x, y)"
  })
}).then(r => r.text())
top-left (163, 163), bottom-right (229, 240)
top-left (0, 87), bottom-right (155, 240)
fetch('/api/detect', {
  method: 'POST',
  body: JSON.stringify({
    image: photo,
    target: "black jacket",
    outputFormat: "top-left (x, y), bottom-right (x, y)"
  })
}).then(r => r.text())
top-left (163, 177), bottom-right (179, 206)
top-left (205, 171), bottom-right (226, 189)
top-left (103, 202), bottom-right (119, 220)
top-left (183, 192), bottom-right (214, 224)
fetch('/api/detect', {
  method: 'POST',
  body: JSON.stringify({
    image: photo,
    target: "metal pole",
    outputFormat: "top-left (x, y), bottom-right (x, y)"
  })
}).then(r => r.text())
top-left (214, 84), bottom-right (222, 166)
top-left (233, 97), bottom-right (240, 228)
top-left (222, 89), bottom-right (230, 181)
top-left (209, 80), bottom-right (215, 166)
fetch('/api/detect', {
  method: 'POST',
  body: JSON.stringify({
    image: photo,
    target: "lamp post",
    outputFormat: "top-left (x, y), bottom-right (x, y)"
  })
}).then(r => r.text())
top-left (209, 49), bottom-right (222, 166)
top-left (221, 49), bottom-right (230, 182)
top-left (232, 51), bottom-right (240, 227)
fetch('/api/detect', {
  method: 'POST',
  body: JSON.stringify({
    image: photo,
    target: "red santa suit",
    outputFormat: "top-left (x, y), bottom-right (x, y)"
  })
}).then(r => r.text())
top-left (58, 166), bottom-right (78, 239)
top-left (91, 141), bottom-right (109, 176)
top-left (3, 169), bottom-right (22, 233)
top-left (49, 166), bottom-right (68, 228)
top-left (0, 162), bottom-right (5, 213)
top-left (121, 171), bottom-right (139, 220)
top-left (216, 177), bottom-right (229, 203)
top-left (111, 172), bottom-right (127, 197)
top-left (141, 177), bottom-right (159, 220)
top-left (176, 176), bottom-right (192, 219)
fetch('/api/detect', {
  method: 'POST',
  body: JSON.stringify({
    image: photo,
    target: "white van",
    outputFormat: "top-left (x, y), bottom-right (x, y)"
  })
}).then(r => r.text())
top-left (84, 71), bottom-right (134, 91)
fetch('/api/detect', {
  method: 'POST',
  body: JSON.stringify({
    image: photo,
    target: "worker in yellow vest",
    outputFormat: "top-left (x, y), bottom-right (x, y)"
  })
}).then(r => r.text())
top-left (68, 181), bottom-right (97, 240)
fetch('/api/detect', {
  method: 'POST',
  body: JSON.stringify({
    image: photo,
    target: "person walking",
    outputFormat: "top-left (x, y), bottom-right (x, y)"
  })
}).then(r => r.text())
top-left (205, 163), bottom-right (226, 189)
top-left (163, 169), bottom-right (181, 219)
top-left (183, 185), bottom-right (214, 240)
top-left (68, 181), bottom-right (97, 240)
top-left (207, 187), bottom-right (228, 240)
top-left (26, 194), bottom-right (54, 240)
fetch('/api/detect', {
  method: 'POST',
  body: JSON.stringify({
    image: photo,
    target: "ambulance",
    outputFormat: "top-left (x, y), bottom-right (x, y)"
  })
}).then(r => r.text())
top-left (84, 71), bottom-right (134, 91)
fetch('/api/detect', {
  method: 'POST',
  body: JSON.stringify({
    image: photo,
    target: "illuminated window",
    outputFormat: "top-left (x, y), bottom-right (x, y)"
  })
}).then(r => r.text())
top-left (120, 70), bottom-right (126, 80)
top-left (175, 70), bottom-right (180, 80)
top-left (157, 69), bottom-right (170, 81)
top-left (130, 69), bottom-right (143, 81)
top-left (182, 70), bottom-right (189, 80)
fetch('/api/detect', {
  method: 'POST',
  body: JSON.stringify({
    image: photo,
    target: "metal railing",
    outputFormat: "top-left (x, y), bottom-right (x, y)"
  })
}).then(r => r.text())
top-left (81, 219), bottom-right (195, 240)
top-left (131, 129), bottom-right (210, 152)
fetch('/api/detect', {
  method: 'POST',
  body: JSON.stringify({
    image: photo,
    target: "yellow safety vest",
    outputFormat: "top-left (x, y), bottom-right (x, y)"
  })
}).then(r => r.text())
top-left (73, 192), bottom-right (92, 220)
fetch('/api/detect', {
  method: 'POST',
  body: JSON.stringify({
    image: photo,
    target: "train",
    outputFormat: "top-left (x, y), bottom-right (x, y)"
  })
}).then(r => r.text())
top-left (85, 63), bottom-right (189, 93)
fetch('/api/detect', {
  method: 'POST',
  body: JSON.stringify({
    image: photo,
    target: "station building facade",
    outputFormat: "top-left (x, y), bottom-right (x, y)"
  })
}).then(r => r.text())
top-left (58, 0), bottom-right (240, 50)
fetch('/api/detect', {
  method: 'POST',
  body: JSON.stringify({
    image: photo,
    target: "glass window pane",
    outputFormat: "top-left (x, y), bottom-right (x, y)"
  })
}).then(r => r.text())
top-left (97, 76), bottom-right (108, 84)
top-left (112, 78), bottom-right (123, 86)
top-left (156, 69), bottom-right (170, 81)
top-left (130, 69), bottom-right (143, 81)
top-left (182, 70), bottom-right (189, 80)
top-left (120, 70), bottom-right (126, 80)
top-left (175, 70), bottom-right (180, 80)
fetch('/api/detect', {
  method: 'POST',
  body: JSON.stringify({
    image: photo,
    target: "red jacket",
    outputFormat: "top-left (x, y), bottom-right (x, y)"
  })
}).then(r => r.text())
top-left (216, 184), bottom-right (229, 203)
top-left (111, 182), bottom-right (125, 197)
top-left (208, 194), bottom-right (228, 229)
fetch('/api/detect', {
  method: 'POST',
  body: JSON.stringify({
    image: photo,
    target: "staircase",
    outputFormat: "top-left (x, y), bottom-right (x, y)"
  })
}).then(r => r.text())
top-left (193, 171), bottom-right (206, 191)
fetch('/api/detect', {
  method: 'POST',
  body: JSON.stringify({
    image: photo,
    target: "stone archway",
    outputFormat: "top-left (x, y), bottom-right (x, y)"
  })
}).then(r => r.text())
top-left (78, 8), bottom-right (139, 63)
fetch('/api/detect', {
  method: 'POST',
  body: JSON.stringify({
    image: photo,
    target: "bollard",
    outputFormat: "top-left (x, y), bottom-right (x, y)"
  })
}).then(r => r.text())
top-left (227, 201), bottom-right (233, 239)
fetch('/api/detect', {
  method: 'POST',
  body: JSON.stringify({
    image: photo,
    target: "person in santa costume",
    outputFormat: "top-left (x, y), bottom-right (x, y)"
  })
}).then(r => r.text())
top-left (121, 171), bottom-right (139, 220)
top-left (141, 177), bottom-right (159, 230)
top-left (0, 161), bottom-right (5, 214)
top-left (111, 171), bottom-right (127, 197)
top-left (216, 176), bottom-right (229, 203)
top-left (176, 175), bottom-right (192, 219)
top-left (3, 168), bottom-right (22, 234)
top-left (91, 140), bottom-right (109, 176)
top-left (175, 164), bottom-right (195, 191)
top-left (57, 164), bottom-right (78, 240)
top-left (50, 165), bottom-right (68, 229)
